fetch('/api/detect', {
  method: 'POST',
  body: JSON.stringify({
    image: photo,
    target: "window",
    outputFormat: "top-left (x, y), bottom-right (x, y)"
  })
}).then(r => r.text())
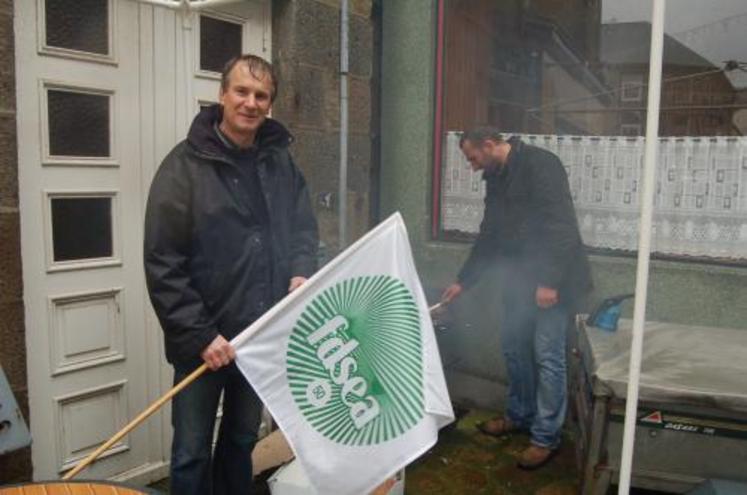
top-left (620, 74), bottom-right (644, 102)
top-left (50, 196), bottom-right (113, 262)
top-left (46, 88), bottom-right (111, 158)
top-left (433, 0), bottom-right (747, 261)
top-left (42, 0), bottom-right (112, 60)
top-left (621, 124), bottom-right (642, 136)
top-left (200, 15), bottom-right (243, 73)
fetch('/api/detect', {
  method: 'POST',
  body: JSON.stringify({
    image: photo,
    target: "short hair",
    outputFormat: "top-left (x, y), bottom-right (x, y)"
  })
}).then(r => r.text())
top-left (459, 127), bottom-right (504, 147)
top-left (221, 54), bottom-right (278, 102)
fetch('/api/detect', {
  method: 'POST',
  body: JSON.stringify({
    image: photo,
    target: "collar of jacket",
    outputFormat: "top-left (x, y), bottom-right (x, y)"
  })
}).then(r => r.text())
top-left (503, 136), bottom-right (523, 172)
top-left (185, 104), bottom-right (293, 166)
top-left (483, 135), bottom-right (523, 180)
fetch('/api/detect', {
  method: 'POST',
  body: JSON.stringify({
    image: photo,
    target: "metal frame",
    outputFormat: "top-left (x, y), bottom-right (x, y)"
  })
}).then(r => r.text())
top-left (570, 319), bottom-right (747, 494)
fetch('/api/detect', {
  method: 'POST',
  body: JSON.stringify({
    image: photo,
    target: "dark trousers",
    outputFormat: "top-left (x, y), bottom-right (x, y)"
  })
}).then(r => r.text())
top-left (170, 363), bottom-right (262, 495)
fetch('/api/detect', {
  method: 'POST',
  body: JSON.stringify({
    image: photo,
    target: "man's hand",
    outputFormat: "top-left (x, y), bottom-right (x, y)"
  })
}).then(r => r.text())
top-left (200, 335), bottom-right (236, 371)
top-left (288, 276), bottom-right (307, 293)
top-left (535, 286), bottom-right (558, 308)
top-left (441, 283), bottom-right (464, 304)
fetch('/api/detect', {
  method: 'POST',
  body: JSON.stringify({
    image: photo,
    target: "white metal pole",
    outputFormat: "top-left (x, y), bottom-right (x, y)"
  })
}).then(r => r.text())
top-left (617, 1), bottom-right (666, 493)
top-left (339, 0), bottom-right (349, 250)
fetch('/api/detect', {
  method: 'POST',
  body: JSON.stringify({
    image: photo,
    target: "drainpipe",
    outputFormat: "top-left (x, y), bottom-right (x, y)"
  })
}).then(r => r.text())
top-left (339, 0), bottom-right (349, 250)
top-left (180, 0), bottom-right (194, 134)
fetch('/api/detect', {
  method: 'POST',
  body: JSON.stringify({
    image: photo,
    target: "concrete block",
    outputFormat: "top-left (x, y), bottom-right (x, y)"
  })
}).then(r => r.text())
top-left (348, 76), bottom-right (371, 134)
top-left (314, 0), bottom-right (372, 18)
top-left (288, 128), bottom-right (372, 250)
top-left (0, 446), bottom-right (32, 484)
top-left (0, 12), bottom-right (13, 68)
top-left (0, 12), bottom-right (16, 113)
top-left (348, 15), bottom-right (373, 78)
top-left (275, 67), bottom-right (371, 136)
top-left (272, 0), bottom-right (296, 58)
top-left (276, 64), bottom-right (340, 130)
top-left (347, 131), bottom-right (371, 192)
top-left (0, 69), bottom-right (15, 112)
top-left (0, 301), bottom-right (27, 389)
top-left (350, 0), bottom-right (373, 18)
top-left (0, 212), bottom-right (22, 301)
top-left (292, 0), bottom-right (339, 72)
top-left (274, 1), bottom-right (371, 77)
top-left (0, 113), bottom-right (18, 207)
top-left (346, 189), bottom-right (369, 242)
top-left (289, 128), bottom-right (339, 190)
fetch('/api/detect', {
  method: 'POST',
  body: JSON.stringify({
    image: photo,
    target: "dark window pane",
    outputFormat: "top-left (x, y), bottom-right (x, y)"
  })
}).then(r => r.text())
top-left (51, 197), bottom-right (113, 262)
top-left (200, 16), bottom-right (242, 73)
top-left (45, 0), bottom-right (108, 55)
top-left (48, 90), bottom-right (110, 157)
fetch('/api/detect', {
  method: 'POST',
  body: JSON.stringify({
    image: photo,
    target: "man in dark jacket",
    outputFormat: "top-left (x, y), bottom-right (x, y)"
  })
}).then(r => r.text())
top-left (144, 54), bottom-right (318, 495)
top-left (442, 127), bottom-right (591, 470)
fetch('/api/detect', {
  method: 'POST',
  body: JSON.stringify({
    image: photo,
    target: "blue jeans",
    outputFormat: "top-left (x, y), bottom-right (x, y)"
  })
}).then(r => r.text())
top-left (498, 262), bottom-right (569, 449)
top-left (171, 363), bottom-right (262, 495)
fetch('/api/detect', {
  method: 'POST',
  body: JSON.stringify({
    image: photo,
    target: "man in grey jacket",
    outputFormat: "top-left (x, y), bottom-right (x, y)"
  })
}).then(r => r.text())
top-left (442, 127), bottom-right (591, 470)
top-left (144, 54), bottom-right (318, 495)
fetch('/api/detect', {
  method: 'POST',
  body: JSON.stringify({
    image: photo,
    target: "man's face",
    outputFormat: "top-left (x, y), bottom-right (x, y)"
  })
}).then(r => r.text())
top-left (460, 139), bottom-right (497, 172)
top-left (219, 62), bottom-right (274, 144)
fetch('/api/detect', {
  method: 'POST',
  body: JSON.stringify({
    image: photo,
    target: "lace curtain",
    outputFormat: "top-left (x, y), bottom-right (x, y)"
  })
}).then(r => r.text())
top-left (441, 132), bottom-right (747, 259)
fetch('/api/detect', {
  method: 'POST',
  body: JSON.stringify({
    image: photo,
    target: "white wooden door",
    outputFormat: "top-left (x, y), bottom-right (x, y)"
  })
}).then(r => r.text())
top-left (16, 0), bottom-right (270, 483)
top-left (16, 0), bottom-right (155, 482)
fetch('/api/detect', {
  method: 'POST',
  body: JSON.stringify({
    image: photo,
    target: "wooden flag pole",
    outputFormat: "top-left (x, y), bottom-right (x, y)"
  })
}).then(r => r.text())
top-left (428, 302), bottom-right (444, 313)
top-left (62, 363), bottom-right (209, 480)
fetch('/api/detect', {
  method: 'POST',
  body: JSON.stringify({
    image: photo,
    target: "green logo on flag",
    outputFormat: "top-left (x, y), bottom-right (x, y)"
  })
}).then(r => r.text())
top-left (287, 275), bottom-right (424, 445)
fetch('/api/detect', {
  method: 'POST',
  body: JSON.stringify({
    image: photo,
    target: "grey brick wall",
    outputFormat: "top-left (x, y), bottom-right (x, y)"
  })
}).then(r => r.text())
top-left (0, 0), bottom-right (31, 483)
top-left (272, 0), bottom-right (376, 256)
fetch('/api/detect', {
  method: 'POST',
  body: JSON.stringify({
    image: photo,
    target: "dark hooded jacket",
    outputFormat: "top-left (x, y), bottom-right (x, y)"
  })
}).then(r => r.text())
top-left (144, 105), bottom-right (318, 367)
top-left (458, 137), bottom-right (592, 308)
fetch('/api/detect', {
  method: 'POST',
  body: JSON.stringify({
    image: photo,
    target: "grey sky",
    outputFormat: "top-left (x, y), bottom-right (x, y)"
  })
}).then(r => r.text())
top-left (603, 0), bottom-right (747, 88)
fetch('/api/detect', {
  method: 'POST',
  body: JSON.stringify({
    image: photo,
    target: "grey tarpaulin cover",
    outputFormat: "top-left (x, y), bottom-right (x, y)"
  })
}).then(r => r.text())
top-left (584, 319), bottom-right (747, 414)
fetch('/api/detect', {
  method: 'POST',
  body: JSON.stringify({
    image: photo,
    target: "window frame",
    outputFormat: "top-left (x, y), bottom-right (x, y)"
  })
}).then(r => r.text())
top-left (37, 0), bottom-right (117, 65)
top-left (429, 0), bottom-right (747, 266)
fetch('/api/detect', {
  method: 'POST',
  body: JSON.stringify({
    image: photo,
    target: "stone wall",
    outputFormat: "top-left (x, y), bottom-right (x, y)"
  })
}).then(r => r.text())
top-left (272, 0), bottom-right (376, 256)
top-left (0, 0), bottom-right (32, 483)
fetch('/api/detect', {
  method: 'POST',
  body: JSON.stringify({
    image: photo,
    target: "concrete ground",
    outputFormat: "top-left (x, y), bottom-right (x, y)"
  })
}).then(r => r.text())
top-left (147, 409), bottom-right (666, 494)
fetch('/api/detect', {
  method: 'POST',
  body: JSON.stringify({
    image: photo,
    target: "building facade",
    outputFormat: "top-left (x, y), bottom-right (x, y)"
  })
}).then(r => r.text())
top-left (0, 0), bottom-right (376, 484)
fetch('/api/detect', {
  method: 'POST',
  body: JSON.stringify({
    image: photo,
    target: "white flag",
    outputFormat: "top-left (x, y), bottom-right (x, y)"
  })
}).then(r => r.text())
top-left (232, 212), bottom-right (454, 495)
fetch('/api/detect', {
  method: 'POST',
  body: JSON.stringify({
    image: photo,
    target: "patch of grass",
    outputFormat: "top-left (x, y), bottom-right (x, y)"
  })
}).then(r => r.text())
top-left (405, 409), bottom-right (578, 495)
